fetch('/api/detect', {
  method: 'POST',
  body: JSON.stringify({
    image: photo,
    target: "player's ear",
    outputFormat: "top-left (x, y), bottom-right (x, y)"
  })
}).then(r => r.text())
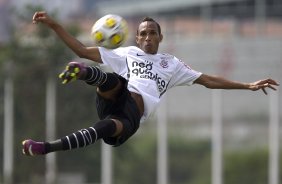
top-left (135, 35), bottom-right (140, 45)
top-left (159, 34), bottom-right (163, 42)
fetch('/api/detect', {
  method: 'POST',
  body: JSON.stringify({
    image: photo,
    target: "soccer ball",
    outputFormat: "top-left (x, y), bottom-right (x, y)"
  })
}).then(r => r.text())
top-left (91, 14), bottom-right (128, 49)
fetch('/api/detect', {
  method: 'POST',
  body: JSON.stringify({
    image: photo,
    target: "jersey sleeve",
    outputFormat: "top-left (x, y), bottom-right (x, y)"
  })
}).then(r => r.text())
top-left (98, 47), bottom-right (128, 75)
top-left (169, 57), bottom-right (202, 87)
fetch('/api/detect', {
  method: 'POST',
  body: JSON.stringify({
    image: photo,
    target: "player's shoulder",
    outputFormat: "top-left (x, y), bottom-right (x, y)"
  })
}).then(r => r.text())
top-left (119, 46), bottom-right (139, 51)
top-left (127, 46), bottom-right (143, 53)
top-left (123, 46), bottom-right (145, 56)
top-left (116, 46), bottom-right (138, 52)
top-left (106, 46), bottom-right (137, 56)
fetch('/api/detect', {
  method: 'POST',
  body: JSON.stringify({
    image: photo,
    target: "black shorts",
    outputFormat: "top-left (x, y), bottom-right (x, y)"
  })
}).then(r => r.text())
top-left (96, 74), bottom-right (141, 146)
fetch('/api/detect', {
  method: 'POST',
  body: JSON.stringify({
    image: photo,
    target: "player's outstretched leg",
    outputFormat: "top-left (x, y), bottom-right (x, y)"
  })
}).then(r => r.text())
top-left (22, 119), bottom-right (117, 156)
top-left (59, 62), bottom-right (119, 92)
top-left (59, 61), bottom-right (109, 85)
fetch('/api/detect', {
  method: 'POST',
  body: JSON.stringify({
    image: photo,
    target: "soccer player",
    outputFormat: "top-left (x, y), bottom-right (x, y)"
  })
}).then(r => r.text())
top-left (22, 11), bottom-right (279, 156)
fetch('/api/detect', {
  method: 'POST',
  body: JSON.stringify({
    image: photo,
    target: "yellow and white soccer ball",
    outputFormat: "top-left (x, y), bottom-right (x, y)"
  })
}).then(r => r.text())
top-left (91, 14), bottom-right (128, 49)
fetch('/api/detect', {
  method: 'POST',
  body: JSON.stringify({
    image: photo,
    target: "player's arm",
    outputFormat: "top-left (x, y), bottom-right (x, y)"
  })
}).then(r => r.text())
top-left (32, 11), bottom-right (102, 63)
top-left (194, 74), bottom-right (279, 95)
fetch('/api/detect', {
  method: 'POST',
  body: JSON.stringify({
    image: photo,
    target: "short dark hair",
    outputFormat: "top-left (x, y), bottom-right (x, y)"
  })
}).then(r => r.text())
top-left (137, 17), bottom-right (162, 35)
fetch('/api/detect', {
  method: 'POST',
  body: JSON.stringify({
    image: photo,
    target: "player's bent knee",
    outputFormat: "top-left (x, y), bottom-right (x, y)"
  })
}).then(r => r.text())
top-left (99, 73), bottom-right (120, 92)
top-left (111, 119), bottom-right (124, 137)
top-left (97, 79), bottom-right (122, 100)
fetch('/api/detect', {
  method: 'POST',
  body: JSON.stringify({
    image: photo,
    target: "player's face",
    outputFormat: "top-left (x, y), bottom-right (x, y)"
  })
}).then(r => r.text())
top-left (136, 21), bottom-right (163, 54)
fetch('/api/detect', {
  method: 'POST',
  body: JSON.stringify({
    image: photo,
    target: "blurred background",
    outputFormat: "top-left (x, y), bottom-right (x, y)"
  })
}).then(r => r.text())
top-left (0, 0), bottom-right (281, 183)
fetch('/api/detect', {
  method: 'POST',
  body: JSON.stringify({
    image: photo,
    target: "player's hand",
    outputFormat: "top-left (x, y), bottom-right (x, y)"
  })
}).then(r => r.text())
top-left (32, 11), bottom-right (55, 26)
top-left (249, 78), bottom-right (279, 95)
top-left (59, 62), bottom-right (87, 84)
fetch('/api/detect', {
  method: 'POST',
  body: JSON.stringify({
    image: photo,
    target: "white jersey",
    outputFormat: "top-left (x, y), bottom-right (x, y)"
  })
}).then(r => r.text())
top-left (98, 46), bottom-right (202, 122)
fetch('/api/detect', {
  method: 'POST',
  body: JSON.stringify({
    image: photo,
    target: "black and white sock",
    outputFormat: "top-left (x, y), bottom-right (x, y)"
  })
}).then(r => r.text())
top-left (84, 66), bottom-right (120, 92)
top-left (61, 127), bottom-right (98, 150)
top-left (45, 119), bottom-right (117, 153)
top-left (84, 66), bottom-right (107, 86)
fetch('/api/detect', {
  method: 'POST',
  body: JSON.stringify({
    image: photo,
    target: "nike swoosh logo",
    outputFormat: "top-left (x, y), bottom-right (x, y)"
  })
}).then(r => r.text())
top-left (136, 53), bottom-right (145, 56)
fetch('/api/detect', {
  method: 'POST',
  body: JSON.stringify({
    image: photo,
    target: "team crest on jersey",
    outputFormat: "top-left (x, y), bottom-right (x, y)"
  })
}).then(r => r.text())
top-left (160, 58), bottom-right (169, 68)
